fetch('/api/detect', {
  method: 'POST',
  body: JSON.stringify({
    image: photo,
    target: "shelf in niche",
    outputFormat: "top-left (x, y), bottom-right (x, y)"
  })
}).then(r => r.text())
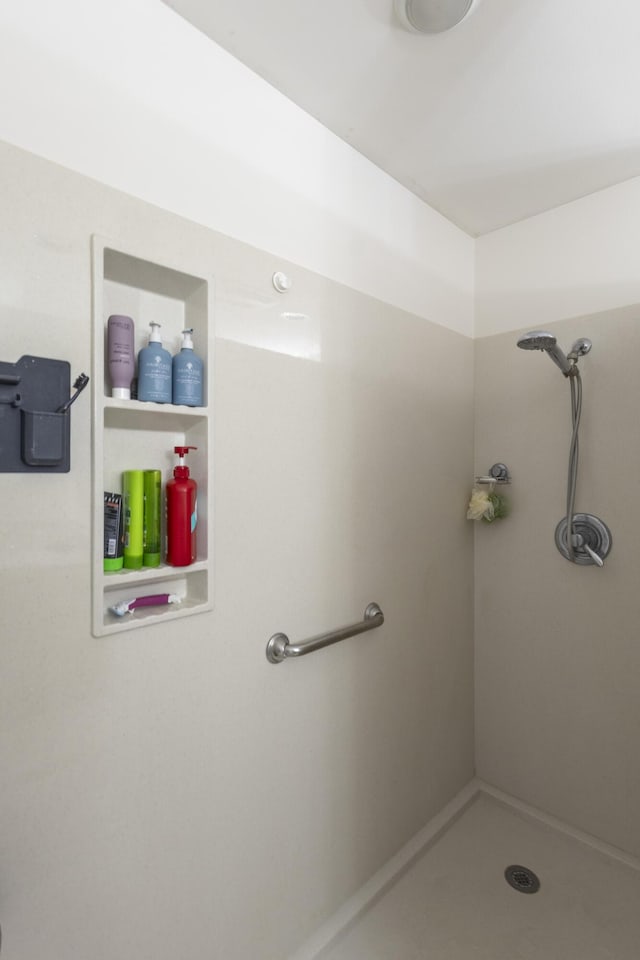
top-left (102, 560), bottom-right (209, 588)
top-left (104, 396), bottom-right (207, 415)
top-left (104, 401), bottom-right (207, 434)
top-left (101, 595), bottom-right (208, 635)
top-left (100, 566), bottom-right (208, 635)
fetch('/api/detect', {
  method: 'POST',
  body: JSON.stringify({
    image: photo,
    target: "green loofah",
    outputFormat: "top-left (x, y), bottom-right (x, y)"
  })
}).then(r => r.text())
top-left (482, 491), bottom-right (509, 523)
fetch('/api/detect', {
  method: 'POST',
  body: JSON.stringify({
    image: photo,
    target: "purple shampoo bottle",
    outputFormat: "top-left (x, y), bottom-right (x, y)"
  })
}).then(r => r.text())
top-left (107, 315), bottom-right (135, 399)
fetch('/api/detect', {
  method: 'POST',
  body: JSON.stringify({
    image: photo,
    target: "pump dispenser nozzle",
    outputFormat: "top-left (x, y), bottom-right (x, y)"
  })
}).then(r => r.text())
top-left (174, 445), bottom-right (197, 472)
top-left (148, 321), bottom-right (162, 343)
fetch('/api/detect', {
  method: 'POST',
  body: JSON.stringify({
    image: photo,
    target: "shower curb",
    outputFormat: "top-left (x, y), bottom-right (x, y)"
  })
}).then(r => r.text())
top-left (287, 778), bottom-right (481, 960)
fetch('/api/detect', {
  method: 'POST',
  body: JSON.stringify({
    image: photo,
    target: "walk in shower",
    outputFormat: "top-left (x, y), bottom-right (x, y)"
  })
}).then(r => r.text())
top-left (291, 307), bottom-right (640, 960)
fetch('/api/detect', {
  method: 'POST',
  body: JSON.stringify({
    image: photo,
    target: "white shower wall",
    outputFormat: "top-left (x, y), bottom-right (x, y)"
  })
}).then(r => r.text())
top-left (0, 7), bottom-right (478, 957)
top-left (0, 141), bottom-right (475, 959)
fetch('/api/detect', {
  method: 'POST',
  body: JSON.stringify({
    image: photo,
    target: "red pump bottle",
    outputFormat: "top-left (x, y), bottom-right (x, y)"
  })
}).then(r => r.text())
top-left (166, 446), bottom-right (198, 566)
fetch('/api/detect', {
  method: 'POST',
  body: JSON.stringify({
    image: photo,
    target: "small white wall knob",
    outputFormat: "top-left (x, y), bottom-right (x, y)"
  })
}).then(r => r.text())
top-left (272, 271), bottom-right (292, 293)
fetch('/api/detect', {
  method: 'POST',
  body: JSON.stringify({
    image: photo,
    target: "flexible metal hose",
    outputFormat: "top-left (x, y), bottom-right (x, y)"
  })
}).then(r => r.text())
top-left (565, 366), bottom-right (582, 561)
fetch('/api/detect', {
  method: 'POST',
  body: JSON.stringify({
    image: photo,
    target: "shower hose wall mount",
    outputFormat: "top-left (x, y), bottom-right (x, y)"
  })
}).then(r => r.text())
top-left (554, 513), bottom-right (612, 567)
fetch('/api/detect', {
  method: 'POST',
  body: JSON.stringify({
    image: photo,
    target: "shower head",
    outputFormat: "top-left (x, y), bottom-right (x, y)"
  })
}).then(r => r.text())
top-left (517, 330), bottom-right (573, 376)
top-left (517, 331), bottom-right (557, 351)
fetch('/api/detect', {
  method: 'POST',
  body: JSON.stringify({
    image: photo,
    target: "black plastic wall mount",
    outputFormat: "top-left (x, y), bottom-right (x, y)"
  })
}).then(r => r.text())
top-left (0, 355), bottom-right (72, 472)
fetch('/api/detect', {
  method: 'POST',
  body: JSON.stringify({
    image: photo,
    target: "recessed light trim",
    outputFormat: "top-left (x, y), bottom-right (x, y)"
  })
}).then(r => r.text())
top-left (394, 0), bottom-right (479, 34)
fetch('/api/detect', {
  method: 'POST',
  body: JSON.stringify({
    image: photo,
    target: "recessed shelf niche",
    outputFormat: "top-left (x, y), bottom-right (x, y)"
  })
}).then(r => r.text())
top-left (91, 236), bottom-right (214, 636)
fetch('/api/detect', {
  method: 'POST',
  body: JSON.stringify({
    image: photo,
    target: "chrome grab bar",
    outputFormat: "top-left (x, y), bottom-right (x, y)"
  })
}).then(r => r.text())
top-left (266, 602), bottom-right (384, 664)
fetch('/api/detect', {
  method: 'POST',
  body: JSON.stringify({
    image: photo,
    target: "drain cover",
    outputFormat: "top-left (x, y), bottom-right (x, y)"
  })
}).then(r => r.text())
top-left (504, 864), bottom-right (540, 894)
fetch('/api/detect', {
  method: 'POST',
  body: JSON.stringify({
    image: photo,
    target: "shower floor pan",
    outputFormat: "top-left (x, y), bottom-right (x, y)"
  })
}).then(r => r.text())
top-left (301, 786), bottom-right (640, 960)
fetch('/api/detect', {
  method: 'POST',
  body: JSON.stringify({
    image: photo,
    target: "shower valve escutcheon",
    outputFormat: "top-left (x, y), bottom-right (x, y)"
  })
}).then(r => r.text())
top-left (554, 513), bottom-right (612, 567)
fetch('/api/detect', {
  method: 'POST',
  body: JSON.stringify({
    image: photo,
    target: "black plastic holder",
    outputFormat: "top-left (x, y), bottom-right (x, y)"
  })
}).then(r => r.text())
top-left (0, 355), bottom-right (72, 472)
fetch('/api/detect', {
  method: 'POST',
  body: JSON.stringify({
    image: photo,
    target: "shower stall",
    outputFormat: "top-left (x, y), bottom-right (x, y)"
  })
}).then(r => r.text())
top-left (292, 308), bottom-right (640, 958)
top-left (467, 300), bottom-right (640, 959)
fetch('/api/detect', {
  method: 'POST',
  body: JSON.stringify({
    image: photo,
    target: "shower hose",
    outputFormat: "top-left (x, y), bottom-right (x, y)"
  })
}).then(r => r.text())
top-left (565, 366), bottom-right (582, 562)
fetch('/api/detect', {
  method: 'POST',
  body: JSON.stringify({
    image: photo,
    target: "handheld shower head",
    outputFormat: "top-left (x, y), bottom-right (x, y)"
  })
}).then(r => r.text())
top-left (517, 330), bottom-right (572, 376)
top-left (517, 331), bottom-right (557, 351)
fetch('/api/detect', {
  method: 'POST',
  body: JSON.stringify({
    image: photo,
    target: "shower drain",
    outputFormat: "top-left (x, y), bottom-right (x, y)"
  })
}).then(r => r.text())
top-left (504, 865), bottom-right (540, 894)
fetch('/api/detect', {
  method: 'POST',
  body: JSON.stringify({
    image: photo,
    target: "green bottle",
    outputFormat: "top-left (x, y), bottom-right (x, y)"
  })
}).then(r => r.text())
top-left (123, 470), bottom-right (144, 569)
top-left (143, 469), bottom-right (162, 567)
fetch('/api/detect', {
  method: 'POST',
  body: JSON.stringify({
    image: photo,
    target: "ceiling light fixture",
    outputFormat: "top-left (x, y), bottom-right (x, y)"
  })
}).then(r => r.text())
top-left (394, 0), bottom-right (480, 34)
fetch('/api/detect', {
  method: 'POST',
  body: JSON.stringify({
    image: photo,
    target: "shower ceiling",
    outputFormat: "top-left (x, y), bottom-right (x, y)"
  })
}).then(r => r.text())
top-left (162, 0), bottom-right (640, 236)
